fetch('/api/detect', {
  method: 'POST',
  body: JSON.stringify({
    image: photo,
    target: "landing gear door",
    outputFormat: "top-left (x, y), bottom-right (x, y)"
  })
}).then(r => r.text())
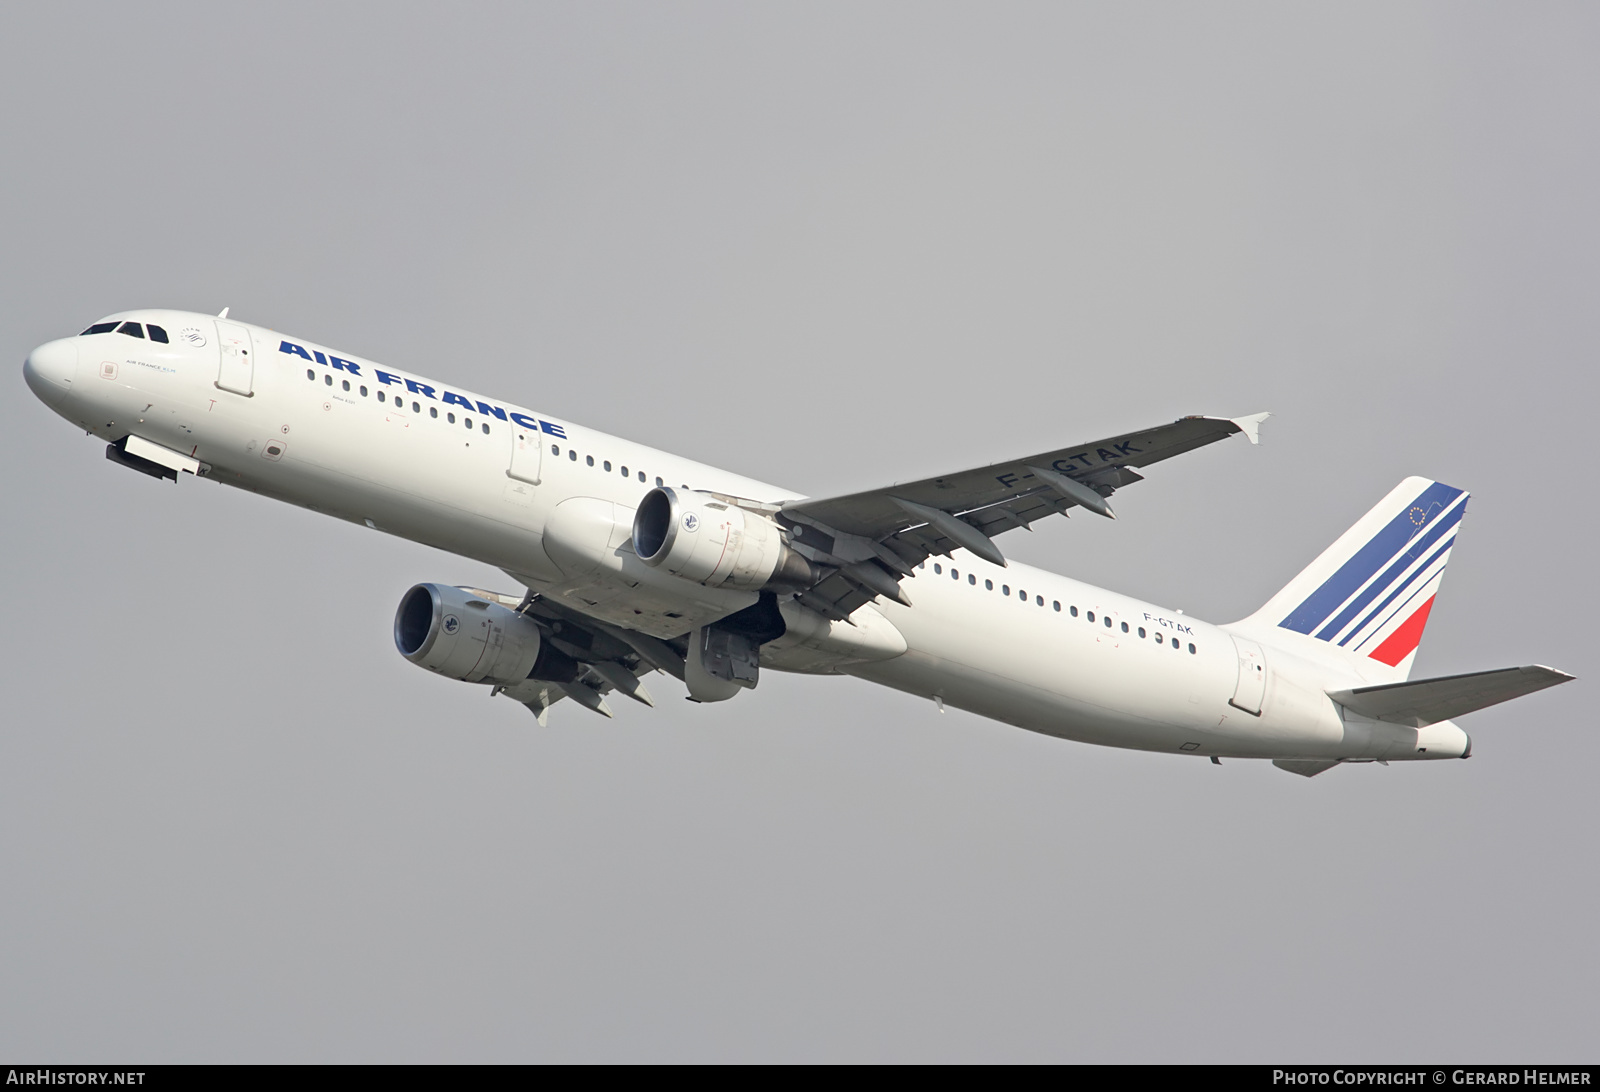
top-left (508, 423), bottom-right (542, 485)
top-left (1229, 635), bottom-right (1267, 716)
top-left (215, 320), bottom-right (254, 396)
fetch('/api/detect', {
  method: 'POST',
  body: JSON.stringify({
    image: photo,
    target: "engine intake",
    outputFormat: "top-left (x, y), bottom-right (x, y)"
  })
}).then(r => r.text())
top-left (633, 487), bottom-right (812, 592)
top-left (394, 583), bottom-right (544, 685)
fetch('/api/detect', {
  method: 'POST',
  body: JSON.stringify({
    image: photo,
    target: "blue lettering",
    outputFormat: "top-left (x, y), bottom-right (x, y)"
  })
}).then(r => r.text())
top-left (1095, 448), bottom-right (1117, 462)
top-left (312, 350), bottom-right (327, 365)
top-left (405, 379), bottom-right (436, 398)
top-left (1071, 453), bottom-right (1094, 469)
top-left (509, 411), bottom-right (540, 430)
top-left (329, 355), bottom-right (362, 375)
top-left (1114, 441), bottom-right (1141, 457)
top-left (476, 402), bottom-right (509, 421)
top-left (374, 369), bottom-right (405, 386)
top-left (539, 421), bottom-right (567, 438)
top-left (442, 391), bottom-right (475, 409)
top-left (279, 341), bottom-right (313, 361)
top-left (995, 472), bottom-right (1019, 488)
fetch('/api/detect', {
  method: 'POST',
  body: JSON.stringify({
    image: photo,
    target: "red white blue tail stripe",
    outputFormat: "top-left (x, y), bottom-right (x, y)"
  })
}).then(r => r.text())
top-left (1276, 479), bottom-right (1468, 670)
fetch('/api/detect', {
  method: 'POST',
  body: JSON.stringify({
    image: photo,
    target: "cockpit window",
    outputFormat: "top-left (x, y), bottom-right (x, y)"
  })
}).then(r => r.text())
top-left (146, 324), bottom-right (169, 343)
top-left (80, 322), bottom-right (118, 335)
top-left (116, 321), bottom-right (145, 339)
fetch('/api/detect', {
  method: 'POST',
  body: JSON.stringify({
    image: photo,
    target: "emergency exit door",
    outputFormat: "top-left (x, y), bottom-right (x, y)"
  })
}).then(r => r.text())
top-left (1229, 635), bottom-right (1268, 716)
top-left (508, 423), bottom-right (543, 485)
top-left (215, 320), bottom-right (254, 396)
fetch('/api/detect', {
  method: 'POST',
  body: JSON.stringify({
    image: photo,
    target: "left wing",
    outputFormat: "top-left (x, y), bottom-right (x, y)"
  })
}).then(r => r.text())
top-left (777, 412), bottom-right (1267, 620)
top-left (464, 586), bottom-right (680, 723)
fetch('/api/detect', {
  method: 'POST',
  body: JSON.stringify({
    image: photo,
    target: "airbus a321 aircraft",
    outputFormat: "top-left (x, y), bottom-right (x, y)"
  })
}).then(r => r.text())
top-left (23, 310), bottom-right (1573, 776)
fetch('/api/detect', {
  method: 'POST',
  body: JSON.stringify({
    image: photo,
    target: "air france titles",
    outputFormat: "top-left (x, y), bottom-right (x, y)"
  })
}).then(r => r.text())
top-left (278, 340), bottom-right (567, 440)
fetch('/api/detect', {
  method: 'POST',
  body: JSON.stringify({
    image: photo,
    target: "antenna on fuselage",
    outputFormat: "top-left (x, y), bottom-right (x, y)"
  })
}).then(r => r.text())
top-left (217, 307), bottom-right (229, 318)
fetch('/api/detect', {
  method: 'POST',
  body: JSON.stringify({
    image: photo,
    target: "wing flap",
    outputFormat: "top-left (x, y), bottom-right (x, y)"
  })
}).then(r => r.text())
top-left (1328, 665), bottom-right (1574, 727)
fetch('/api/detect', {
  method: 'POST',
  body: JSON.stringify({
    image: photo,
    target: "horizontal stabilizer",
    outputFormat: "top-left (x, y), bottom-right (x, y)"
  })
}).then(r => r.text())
top-left (1328, 665), bottom-right (1574, 727)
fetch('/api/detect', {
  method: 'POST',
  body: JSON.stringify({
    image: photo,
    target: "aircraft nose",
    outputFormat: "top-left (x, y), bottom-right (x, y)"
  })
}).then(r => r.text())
top-left (23, 337), bottom-right (78, 407)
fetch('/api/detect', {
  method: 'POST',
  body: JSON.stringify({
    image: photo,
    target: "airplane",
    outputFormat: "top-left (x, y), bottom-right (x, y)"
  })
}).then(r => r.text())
top-left (22, 308), bottom-right (1573, 777)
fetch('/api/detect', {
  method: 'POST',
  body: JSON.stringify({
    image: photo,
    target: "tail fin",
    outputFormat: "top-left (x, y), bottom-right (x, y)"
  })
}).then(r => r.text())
top-left (1242, 476), bottom-right (1469, 680)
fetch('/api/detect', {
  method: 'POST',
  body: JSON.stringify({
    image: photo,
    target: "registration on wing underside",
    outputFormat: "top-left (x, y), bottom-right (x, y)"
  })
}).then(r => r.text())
top-left (777, 414), bottom-right (1265, 621)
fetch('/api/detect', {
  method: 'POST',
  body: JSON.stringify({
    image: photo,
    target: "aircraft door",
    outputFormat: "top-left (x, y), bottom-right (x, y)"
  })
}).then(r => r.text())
top-left (508, 422), bottom-right (543, 485)
top-left (215, 320), bottom-right (254, 396)
top-left (1228, 635), bottom-right (1267, 716)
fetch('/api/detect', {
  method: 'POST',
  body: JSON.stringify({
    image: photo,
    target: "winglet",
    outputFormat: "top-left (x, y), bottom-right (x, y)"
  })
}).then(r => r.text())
top-left (1231, 412), bottom-right (1270, 445)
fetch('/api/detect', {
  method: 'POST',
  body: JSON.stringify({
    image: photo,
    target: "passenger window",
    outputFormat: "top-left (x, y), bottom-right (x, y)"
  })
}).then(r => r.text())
top-left (146, 325), bottom-right (169, 343)
top-left (378, 390), bottom-right (386, 402)
top-left (430, 407), bottom-right (438, 418)
top-left (81, 322), bottom-right (118, 335)
top-left (570, 450), bottom-right (578, 461)
top-left (482, 423), bottom-right (490, 434)
top-left (604, 461), bottom-right (612, 472)
top-left (117, 321), bottom-right (144, 338)
top-left (465, 417), bottom-right (472, 428)
top-left (586, 455), bottom-right (594, 466)
top-left (552, 445), bottom-right (559, 455)
top-left (969, 574), bottom-right (976, 585)
top-left (1121, 621), bottom-right (1129, 633)
top-left (306, 369), bottom-right (315, 381)
top-left (1172, 641), bottom-right (1181, 652)
top-left (447, 412), bottom-right (455, 423)
top-left (1086, 611), bottom-right (1095, 622)
top-left (1019, 589), bottom-right (1026, 600)
top-left (1036, 595), bottom-right (1044, 606)
top-left (986, 579), bottom-right (994, 591)
top-left (655, 476), bottom-right (663, 486)
top-left (1001, 584), bottom-right (1009, 595)
top-left (933, 564), bottom-right (942, 575)
top-left (638, 471), bottom-right (646, 482)
top-left (952, 569), bottom-right (959, 580)
top-left (1138, 627), bottom-right (1146, 638)
top-left (360, 386), bottom-right (368, 396)
top-left (342, 380), bottom-right (350, 391)
top-left (1188, 643), bottom-right (1196, 654)
top-left (1155, 634), bottom-right (1163, 644)
top-left (621, 466), bottom-right (628, 477)
top-left (1104, 617), bottom-right (1112, 628)
top-left (325, 374), bottom-right (333, 386)
top-left (1053, 601), bottom-right (1061, 612)
top-left (412, 401), bottom-right (421, 413)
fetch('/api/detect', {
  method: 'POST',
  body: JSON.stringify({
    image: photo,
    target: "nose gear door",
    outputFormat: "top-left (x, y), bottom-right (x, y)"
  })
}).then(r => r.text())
top-left (215, 320), bottom-right (254, 396)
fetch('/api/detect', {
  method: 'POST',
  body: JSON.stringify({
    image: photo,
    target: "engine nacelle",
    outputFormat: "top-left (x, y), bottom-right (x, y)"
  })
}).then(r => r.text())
top-left (632, 487), bottom-right (813, 592)
top-left (394, 583), bottom-right (544, 685)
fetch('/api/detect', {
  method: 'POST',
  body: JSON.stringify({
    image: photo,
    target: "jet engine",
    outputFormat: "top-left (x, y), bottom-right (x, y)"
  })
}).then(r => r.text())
top-left (632, 487), bottom-right (813, 592)
top-left (394, 583), bottom-right (545, 685)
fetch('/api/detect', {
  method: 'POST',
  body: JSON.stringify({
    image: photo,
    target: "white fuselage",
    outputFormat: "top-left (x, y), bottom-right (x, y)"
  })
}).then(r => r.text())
top-left (24, 310), bottom-right (1469, 765)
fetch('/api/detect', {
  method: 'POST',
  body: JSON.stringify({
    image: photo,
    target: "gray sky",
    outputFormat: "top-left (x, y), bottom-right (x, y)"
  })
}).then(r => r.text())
top-left (2, 2), bottom-right (1595, 1062)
